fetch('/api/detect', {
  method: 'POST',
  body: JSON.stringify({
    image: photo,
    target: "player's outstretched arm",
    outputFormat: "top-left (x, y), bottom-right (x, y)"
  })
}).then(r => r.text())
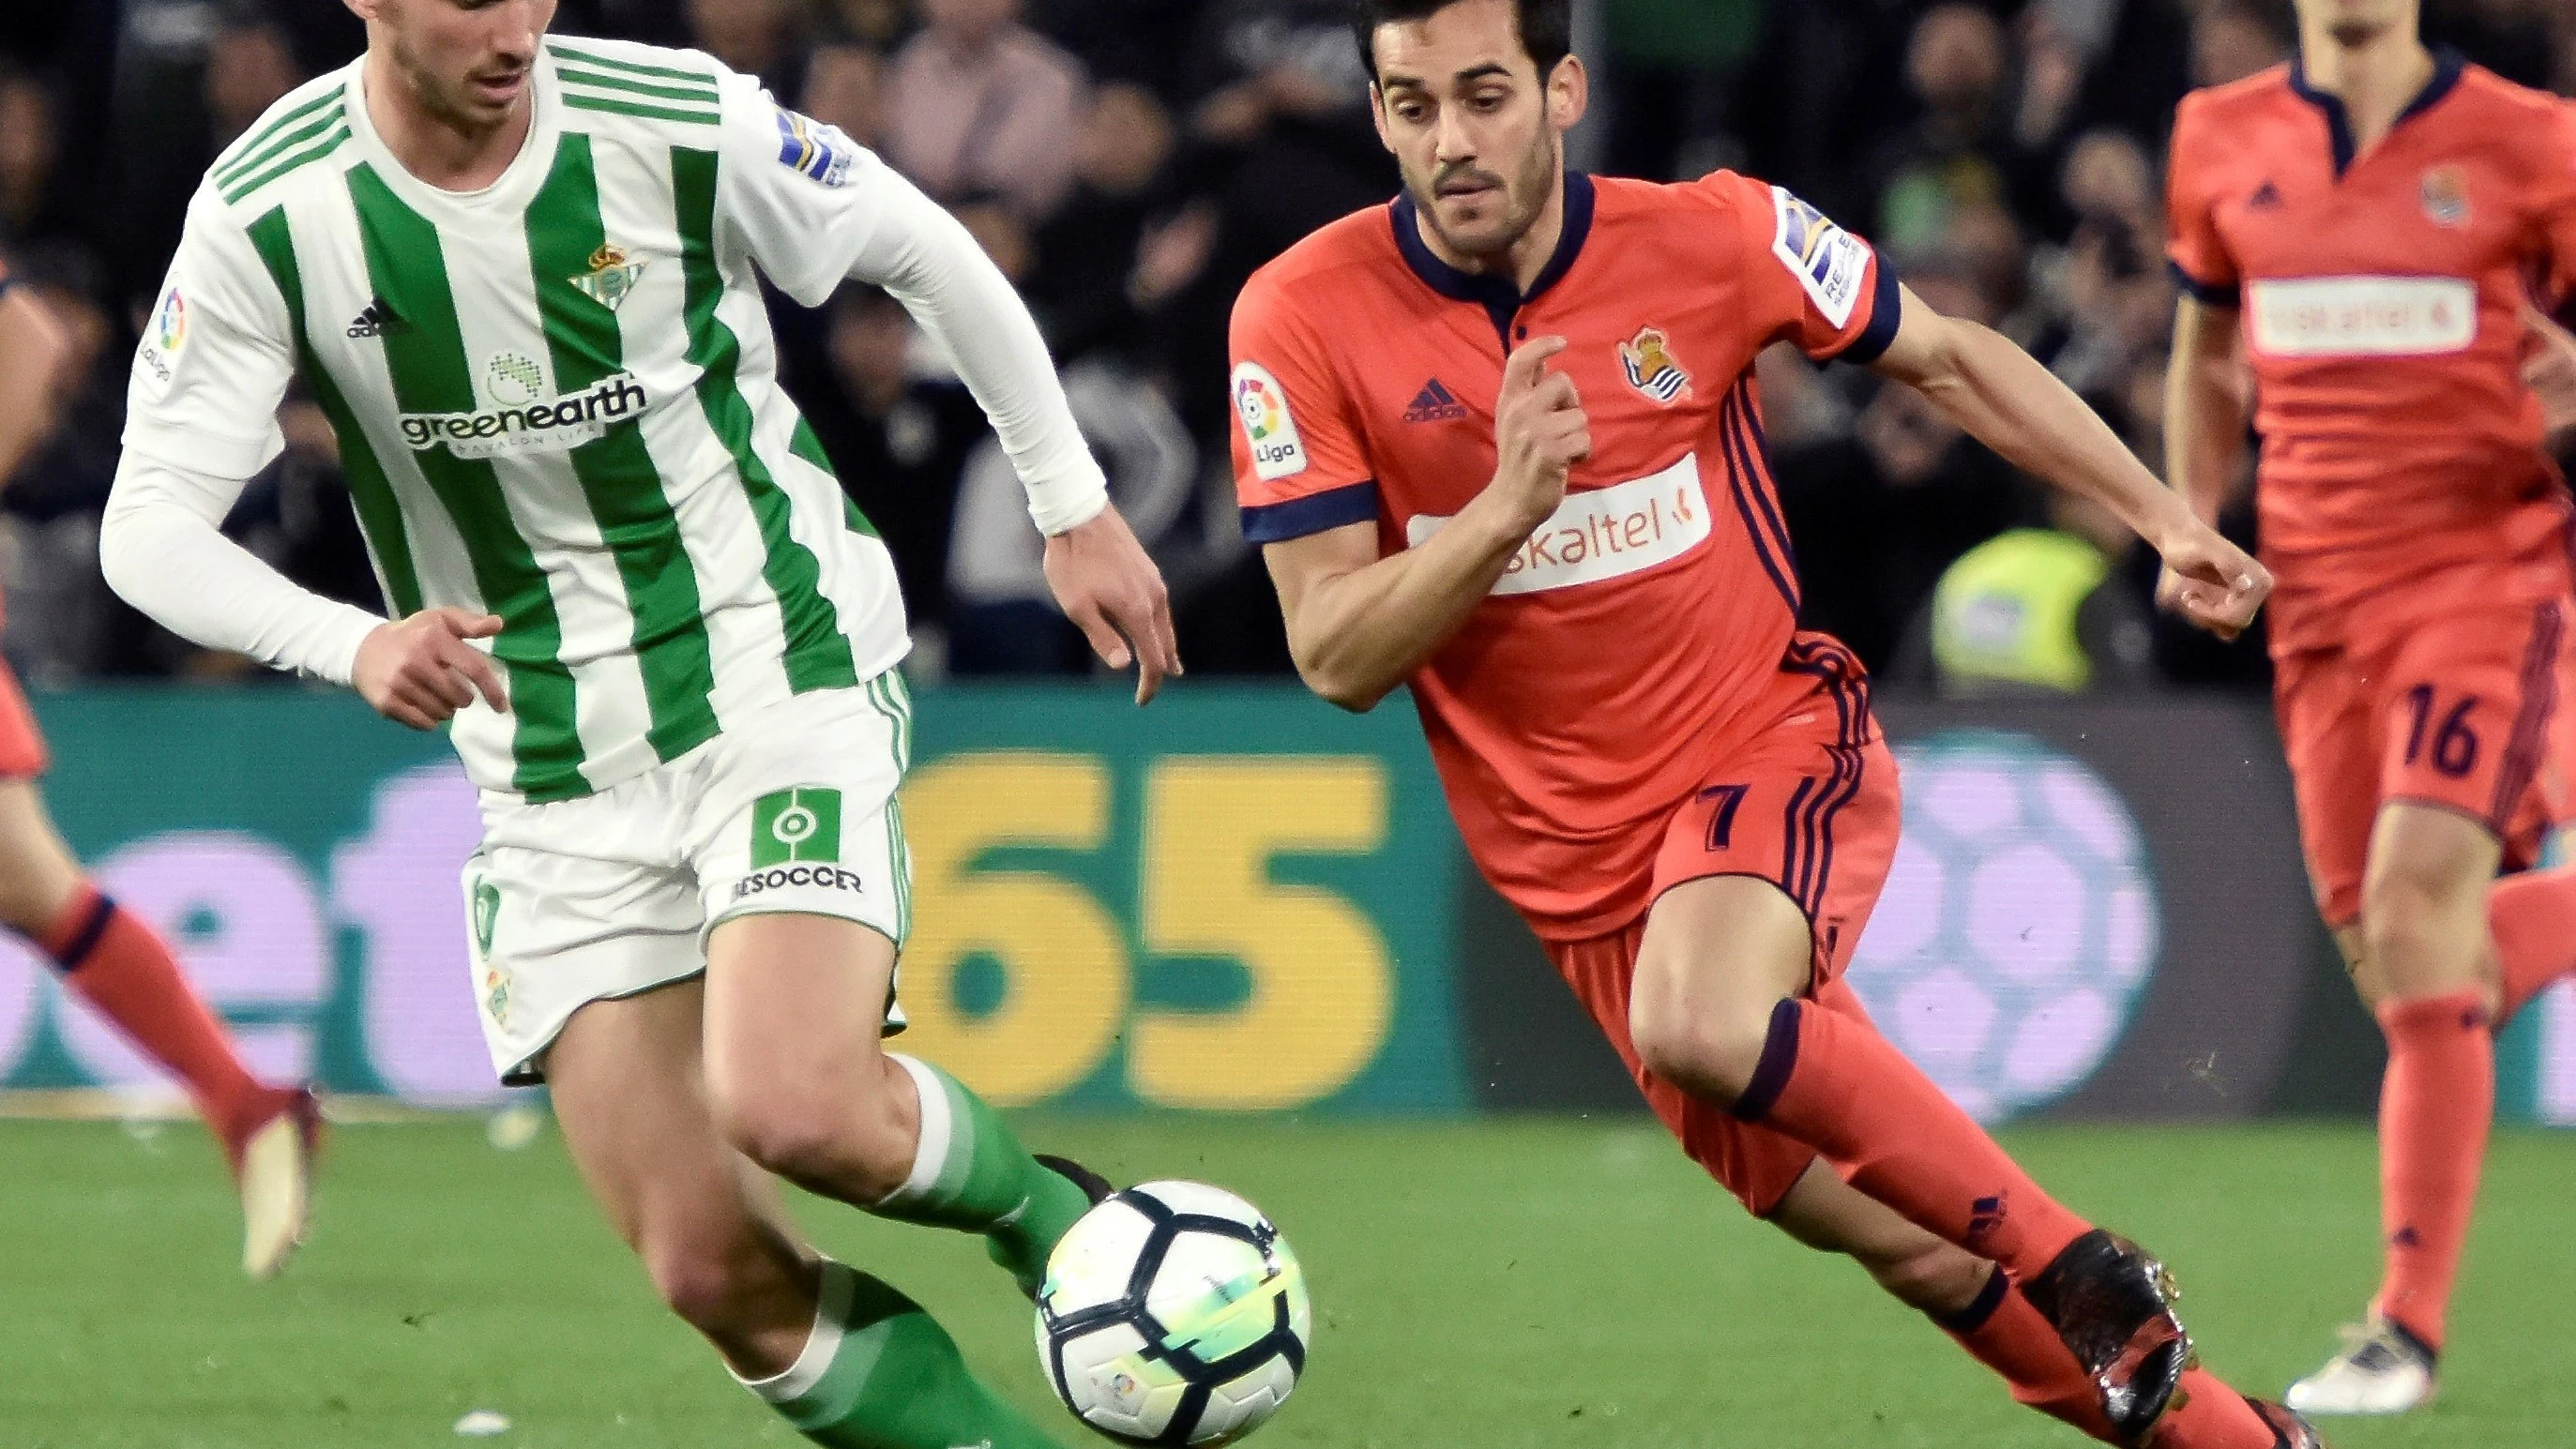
top-left (0, 284), bottom-right (68, 488)
top-left (836, 166), bottom-right (1179, 702)
top-left (2159, 294), bottom-right (2256, 627)
top-left (1869, 283), bottom-right (2270, 640)
top-left (1264, 339), bottom-right (1588, 712)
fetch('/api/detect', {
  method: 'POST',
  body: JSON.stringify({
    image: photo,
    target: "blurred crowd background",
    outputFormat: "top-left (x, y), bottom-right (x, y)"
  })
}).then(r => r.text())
top-left (1, 0), bottom-right (2571, 694)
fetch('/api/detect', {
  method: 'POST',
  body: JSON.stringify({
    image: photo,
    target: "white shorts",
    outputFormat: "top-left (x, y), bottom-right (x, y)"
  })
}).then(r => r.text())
top-left (462, 676), bottom-right (915, 1085)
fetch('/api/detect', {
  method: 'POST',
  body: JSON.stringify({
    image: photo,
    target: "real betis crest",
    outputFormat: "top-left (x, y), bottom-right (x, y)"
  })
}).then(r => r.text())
top-left (571, 243), bottom-right (646, 312)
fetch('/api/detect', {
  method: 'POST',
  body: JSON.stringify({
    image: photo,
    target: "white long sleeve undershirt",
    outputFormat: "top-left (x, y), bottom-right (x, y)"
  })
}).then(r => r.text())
top-left (99, 458), bottom-right (384, 686)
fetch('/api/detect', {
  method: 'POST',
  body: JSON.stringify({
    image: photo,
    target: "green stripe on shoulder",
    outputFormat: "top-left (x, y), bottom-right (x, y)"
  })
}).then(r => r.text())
top-left (213, 86), bottom-right (342, 180)
top-left (220, 124), bottom-right (352, 204)
top-left (563, 93), bottom-right (721, 127)
top-left (555, 65), bottom-right (719, 106)
top-left (217, 103), bottom-right (346, 192)
top-left (546, 40), bottom-right (720, 86)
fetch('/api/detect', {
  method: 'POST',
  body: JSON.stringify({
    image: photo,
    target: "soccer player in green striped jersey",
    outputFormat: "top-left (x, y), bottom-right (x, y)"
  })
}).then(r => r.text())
top-left (98, 3), bottom-right (1175, 1445)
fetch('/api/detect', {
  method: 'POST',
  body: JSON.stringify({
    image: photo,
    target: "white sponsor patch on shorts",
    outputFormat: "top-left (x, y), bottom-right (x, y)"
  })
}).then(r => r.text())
top-left (2247, 276), bottom-right (2478, 357)
top-left (1770, 187), bottom-right (1871, 329)
top-left (1406, 453), bottom-right (1711, 596)
top-left (1233, 361), bottom-right (1310, 480)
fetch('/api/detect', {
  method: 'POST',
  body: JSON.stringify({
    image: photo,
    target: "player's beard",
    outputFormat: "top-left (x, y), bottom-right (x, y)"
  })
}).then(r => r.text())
top-left (1412, 127), bottom-right (1561, 264)
top-left (386, 31), bottom-right (529, 134)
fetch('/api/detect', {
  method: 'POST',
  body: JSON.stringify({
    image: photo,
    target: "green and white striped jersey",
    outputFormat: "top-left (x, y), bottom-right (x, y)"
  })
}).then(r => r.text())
top-left (126, 39), bottom-right (962, 802)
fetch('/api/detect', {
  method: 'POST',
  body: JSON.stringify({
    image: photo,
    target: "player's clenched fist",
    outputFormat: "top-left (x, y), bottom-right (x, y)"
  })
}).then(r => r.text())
top-left (353, 607), bottom-right (511, 731)
top-left (1488, 336), bottom-right (1590, 526)
top-left (2153, 521), bottom-right (2273, 642)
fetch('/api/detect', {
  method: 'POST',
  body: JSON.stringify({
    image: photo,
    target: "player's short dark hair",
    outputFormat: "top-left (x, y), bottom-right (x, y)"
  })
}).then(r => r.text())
top-left (1349, 0), bottom-right (1574, 85)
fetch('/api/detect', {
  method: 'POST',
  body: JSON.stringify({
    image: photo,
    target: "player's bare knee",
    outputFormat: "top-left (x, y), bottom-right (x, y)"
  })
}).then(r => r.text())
top-left (640, 1229), bottom-right (772, 1337)
top-left (1628, 992), bottom-right (1770, 1103)
top-left (0, 826), bottom-right (76, 932)
top-left (711, 1064), bottom-right (912, 1201)
top-left (2361, 858), bottom-right (2492, 999)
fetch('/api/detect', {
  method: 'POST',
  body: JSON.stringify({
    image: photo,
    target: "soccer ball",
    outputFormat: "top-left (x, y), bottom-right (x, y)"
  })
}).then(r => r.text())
top-left (1034, 1181), bottom-right (1311, 1445)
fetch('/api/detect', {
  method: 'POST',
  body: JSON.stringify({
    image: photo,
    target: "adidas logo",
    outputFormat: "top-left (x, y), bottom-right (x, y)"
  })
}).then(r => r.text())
top-left (1402, 377), bottom-right (1468, 424)
top-left (2248, 181), bottom-right (2282, 211)
top-left (346, 299), bottom-right (412, 339)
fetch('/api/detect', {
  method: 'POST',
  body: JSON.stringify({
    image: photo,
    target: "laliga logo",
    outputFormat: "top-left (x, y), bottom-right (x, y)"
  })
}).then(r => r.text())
top-left (1845, 731), bottom-right (2160, 1123)
top-left (157, 291), bottom-right (188, 352)
top-left (1237, 378), bottom-right (1281, 442)
top-left (1232, 362), bottom-right (1308, 479)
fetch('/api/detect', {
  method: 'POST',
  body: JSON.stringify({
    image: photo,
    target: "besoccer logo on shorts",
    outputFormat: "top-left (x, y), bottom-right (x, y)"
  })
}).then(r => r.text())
top-left (752, 787), bottom-right (842, 868)
top-left (1844, 731), bottom-right (2160, 1123)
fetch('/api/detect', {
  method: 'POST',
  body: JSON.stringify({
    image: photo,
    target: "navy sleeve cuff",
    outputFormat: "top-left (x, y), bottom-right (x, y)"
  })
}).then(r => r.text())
top-left (1240, 480), bottom-right (1380, 544)
top-left (2168, 260), bottom-right (2241, 308)
top-left (1826, 256), bottom-right (1904, 367)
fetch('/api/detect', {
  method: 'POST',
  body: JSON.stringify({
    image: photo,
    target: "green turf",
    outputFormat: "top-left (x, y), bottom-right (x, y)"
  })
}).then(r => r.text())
top-left (0, 1115), bottom-right (2569, 1447)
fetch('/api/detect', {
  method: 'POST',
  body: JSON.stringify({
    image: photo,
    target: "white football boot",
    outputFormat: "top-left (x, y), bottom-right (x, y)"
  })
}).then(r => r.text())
top-left (235, 1088), bottom-right (322, 1279)
top-left (2284, 1318), bottom-right (2435, 1416)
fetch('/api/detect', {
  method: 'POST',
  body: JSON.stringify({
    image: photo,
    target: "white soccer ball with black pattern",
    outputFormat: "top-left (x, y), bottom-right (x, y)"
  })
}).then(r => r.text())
top-left (1034, 1181), bottom-right (1311, 1445)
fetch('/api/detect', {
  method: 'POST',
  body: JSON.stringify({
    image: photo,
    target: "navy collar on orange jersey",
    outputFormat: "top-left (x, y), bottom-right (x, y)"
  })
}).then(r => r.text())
top-left (1390, 171), bottom-right (1597, 350)
top-left (2289, 46), bottom-right (2465, 179)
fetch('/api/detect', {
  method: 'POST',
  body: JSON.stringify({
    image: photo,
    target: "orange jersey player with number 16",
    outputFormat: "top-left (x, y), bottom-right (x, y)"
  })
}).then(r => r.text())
top-left (2164, 0), bottom-right (2576, 1416)
top-left (1235, 2), bottom-right (2314, 1446)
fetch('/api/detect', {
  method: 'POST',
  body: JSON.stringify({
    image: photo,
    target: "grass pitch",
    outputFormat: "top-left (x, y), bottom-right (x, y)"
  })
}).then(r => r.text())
top-left (1, 1115), bottom-right (2569, 1448)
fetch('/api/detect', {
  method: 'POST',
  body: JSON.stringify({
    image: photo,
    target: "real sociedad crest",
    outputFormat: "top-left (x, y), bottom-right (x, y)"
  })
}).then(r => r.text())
top-left (1619, 325), bottom-right (1692, 405)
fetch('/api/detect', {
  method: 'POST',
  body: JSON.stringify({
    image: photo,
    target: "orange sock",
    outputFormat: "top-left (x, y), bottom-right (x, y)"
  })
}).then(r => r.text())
top-left (1935, 1267), bottom-right (2117, 1441)
top-left (1934, 1270), bottom-right (2275, 1447)
top-left (38, 883), bottom-right (274, 1154)
top-left (1738, 1000), bottom-right (2093, 1277)
top-left (2490, 865), bottom-right (2576, 1023)
top-left (2156, 1369), bottom-right (2285, 1449)
top-left (2372, 990), bottom-right (2493, 1353)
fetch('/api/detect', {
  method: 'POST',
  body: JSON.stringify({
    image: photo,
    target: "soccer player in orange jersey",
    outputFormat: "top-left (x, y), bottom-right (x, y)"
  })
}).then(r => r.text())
top-left (1233, 2), bottom-right (2314, 1445)
top-left (0, 262), bottom-right (319, 1276)
top-left (2165, 0), bottom-right (2576, 1415)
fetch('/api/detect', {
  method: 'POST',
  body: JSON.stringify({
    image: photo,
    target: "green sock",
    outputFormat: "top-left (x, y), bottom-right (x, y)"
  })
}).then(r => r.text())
top-left (877, 1055), bottom-right (1093, 1293)
top-left (737, 1261), bottom-right (1068, 1449)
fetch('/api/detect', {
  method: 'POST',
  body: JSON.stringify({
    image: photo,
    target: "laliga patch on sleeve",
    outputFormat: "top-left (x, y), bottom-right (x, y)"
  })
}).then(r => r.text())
top-left (1233, 361), bottom-right (1310, 480)
top-left (135, 285), bottom-right (189, 396)
top-left (1769, 186), bottom-right (1871, 330)
top-left (773, 107), bottom-right (856, 188)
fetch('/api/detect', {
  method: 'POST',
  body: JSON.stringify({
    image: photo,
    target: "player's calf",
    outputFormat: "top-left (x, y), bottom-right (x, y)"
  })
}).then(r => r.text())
top-left (636, 1211), bottom-right (819, 1369)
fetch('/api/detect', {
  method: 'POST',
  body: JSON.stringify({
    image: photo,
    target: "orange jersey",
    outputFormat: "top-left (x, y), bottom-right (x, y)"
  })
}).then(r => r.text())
top-left (1229, 172), bottom-right (1900, 938)
top-left (2165, 54), bottom-right (2576, 643)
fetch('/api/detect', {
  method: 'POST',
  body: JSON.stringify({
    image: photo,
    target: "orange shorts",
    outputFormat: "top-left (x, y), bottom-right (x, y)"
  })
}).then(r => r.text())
top-left (2275, 591), bottom-right (2575, 927)
top-left (0, 657), bottom-right (47, 778)
top-left (1543, 672), bottom-right (1902, 1217)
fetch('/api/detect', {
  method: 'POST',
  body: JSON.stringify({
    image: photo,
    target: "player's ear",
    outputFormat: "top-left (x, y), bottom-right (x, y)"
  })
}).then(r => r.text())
top-left (1545, 54), bottom-right (1589, 134)
top-left (1367, 83), bottom-right (1396, 154)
